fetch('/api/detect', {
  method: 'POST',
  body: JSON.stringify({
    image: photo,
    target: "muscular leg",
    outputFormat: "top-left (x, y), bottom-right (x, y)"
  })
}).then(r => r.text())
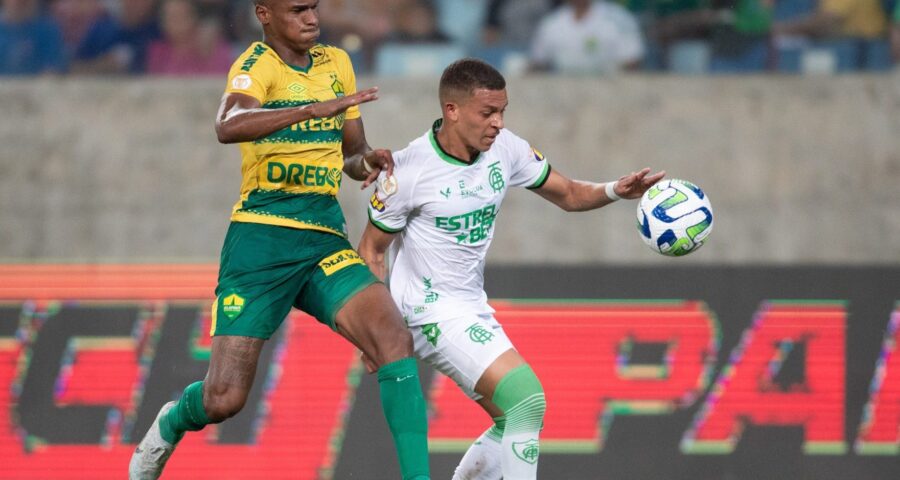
top-left (131, 335), bottom-right (265, 480)
top-left (454, 349), bottom-right (545, 480)
top-left (160, 335), bottom-right (264, 443)
top-left (335, 282), bottom-right (413, 365)
top-left (336, 283), bottom-right (430, 480)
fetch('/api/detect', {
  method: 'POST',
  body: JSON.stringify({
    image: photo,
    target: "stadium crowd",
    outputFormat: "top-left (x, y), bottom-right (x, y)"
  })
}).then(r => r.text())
top-left (1, 0), bottom-right (898, 76)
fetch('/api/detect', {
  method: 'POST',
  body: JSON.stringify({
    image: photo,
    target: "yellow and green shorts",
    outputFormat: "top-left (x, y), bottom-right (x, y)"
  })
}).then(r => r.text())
top-left (210, 221), bottom-right (378, 338)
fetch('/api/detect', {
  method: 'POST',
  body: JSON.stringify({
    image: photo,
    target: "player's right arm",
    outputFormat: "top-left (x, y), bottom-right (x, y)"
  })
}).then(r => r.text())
top-left (358, 222), bottom-right (396, 281)
top-left (215, 88), bottom-right (380, 144)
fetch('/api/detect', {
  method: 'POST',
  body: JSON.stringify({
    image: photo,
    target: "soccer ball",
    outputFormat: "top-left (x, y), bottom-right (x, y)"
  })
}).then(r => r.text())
top-left (636, 179), bottom-right (713, 256)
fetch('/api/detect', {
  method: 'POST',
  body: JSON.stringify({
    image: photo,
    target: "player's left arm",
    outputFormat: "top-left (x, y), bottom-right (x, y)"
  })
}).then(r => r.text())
top-left (342, 118), bottom-right (394, 188)
top-left (534, 167), bottom-right (665, 211)
top-left (358, 222), bottom-right (397, 281)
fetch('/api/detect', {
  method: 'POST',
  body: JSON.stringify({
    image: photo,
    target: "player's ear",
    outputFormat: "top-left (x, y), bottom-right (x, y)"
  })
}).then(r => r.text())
top-left (255, 3), bottom-right (270, 24)
top-left (444, 102), bottom-right (459, 122)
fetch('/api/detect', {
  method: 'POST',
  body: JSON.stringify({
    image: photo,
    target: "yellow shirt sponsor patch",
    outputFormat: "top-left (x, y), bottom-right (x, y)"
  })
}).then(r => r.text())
top-left (319, 249), bottom-right (366, 276)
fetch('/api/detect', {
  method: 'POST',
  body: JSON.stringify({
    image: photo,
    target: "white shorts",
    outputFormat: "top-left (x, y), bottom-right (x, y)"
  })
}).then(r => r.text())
top-left (411, 314), bottom-right (514, 401)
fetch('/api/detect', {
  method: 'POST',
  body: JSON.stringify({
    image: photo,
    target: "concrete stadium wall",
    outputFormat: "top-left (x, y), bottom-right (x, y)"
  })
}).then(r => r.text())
top-left (1, 74), bottom-right (898, 264)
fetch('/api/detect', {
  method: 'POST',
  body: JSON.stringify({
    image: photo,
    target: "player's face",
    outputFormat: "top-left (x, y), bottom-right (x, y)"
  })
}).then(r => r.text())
top-left (454, 88), bottom-right (507, 152)
top-left (257, 0), bottom-right (320, 50)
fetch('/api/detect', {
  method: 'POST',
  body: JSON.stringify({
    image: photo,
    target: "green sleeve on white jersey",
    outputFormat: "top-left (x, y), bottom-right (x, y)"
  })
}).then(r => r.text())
top-left (506, 132), bottom-right (552, 189)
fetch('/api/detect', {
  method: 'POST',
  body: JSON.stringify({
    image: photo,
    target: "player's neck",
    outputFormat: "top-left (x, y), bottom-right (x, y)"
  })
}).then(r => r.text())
top-left (435, 126), bottom-right (478, 164)
top-left (263, 37), bottom-right (312, 70)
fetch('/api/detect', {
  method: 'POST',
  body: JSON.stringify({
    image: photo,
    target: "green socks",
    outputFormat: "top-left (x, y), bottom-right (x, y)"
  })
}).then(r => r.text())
top-left (159, 381), bottom-right (211, 444)
top-left (377, 357), bottom-right (431, 480)
top-left (156, 366), bottom-right (430, 479)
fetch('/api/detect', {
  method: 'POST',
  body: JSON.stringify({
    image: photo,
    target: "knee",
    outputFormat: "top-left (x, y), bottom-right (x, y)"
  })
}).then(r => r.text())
top-left (203, 382), bottom-right (249, 423)
top-left (493, 364), bottom-right (546, 421)
top-left (371, 318), bottom-right (415, 366)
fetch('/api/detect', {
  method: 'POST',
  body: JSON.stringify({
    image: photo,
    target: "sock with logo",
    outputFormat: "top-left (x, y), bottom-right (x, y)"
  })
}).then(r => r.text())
top-left (377, 357), bottom-right (431, 480)
top-left (452, 420), bottom-right (504, 480)
top-left (159, 381), bottom-right (211, 444)
top-left (492, 364), bottom-right (545, 480)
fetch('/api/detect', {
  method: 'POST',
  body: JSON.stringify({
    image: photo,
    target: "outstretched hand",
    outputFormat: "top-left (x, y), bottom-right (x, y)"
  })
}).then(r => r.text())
top-left (312, 86), bottom-right (379, 119)
top-left (614, 167), bottom-right (666, 200)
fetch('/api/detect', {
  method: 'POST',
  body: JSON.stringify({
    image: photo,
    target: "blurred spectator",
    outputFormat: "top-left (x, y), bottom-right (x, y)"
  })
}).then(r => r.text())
top-left (146, 0), bottom-right (233, 75)
top-left (50, 0), bottom-right (109, 63)
top-left (641, 0), bottom-right (720, 45)
top-left (771, 0), bottom-right (890, 71)
top-left (626, 0), bottom-right (722, 71)
top-left (706, 0), bottom-right (773, 72)
top-left (387, 0), bottom-right (450, 43)
top-left (70, 0), bottom-right (160, 74)
top-left (318, 0), bottom-right (400, 71)
top-left (483, 0), bottom-right (558, 45)
top-left (772, 0), bottom-right (887, 38)
top-left (530, 0), bottom-right (645, 73)
top-left (223, 0), bottom-right (261, 46)
top-left (0, 0), bottom-right (65, 75)
top-left (190, 0), bottom-right (252, 44)
top-left (434, 0), bottom-right (488, 49)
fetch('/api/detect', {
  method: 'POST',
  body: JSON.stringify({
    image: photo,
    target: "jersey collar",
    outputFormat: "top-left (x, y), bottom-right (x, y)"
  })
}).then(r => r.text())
top-left (287, 52), bottom-right (315, 74)
top-left (429, 119), bottom-right (481, 167)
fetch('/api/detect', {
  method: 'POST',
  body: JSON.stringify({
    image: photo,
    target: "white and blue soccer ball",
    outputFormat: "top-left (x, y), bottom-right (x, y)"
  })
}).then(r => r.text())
top-left (637, 179), bottom-right (713, 257)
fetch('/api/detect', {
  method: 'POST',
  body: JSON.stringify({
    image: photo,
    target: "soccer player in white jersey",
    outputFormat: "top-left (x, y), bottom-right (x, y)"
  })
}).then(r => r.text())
top-left (358, 58), bottom-right (664, 479)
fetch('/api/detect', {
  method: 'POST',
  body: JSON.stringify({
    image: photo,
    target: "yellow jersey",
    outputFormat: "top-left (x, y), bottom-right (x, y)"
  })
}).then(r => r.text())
top-left (224, 42), bottom-right (360, 237)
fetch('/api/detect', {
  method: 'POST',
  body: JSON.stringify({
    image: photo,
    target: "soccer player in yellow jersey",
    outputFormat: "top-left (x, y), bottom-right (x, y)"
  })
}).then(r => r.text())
top-left (128, 1), bottom-right (430, 479)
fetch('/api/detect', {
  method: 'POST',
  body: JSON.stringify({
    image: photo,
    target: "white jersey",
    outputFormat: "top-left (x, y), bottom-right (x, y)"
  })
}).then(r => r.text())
top-left (368, 120), bottom-right (550, 326)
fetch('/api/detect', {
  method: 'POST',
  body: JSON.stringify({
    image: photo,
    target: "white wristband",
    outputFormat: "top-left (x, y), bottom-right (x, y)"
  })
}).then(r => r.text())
top-left (605, 181), bottom-right (621, 201)
top-left (362, 157), bottom-right (375, 174)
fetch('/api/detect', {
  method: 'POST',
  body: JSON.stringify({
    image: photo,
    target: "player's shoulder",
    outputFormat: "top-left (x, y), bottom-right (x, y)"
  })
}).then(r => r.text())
top-left (492, 129), bottom-right (531, 157)
top-left (230, 41), bottom-right (279, 74)
top-left (310, 43), bottom-right (353, 69)
top-left (393, 132), bottom-right (433, 172)
top-left (234, 42), bottom-right (278, 68)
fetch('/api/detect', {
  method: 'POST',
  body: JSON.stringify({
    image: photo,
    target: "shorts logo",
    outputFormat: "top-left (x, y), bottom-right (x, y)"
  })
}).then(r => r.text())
top-left (513, 439), bottom-right (540, 464)
top-left (466, 323), bottom-right (494, 345)
top-left (222, 293), bottom-right (245, 320)
top-left (422, 323), bottom-right (441, 347)
top-left (423, 277), bottom-right (440, 304)
top-left (319, 249), bottom-right (365, 276)
top-left (370, 192), bottom-right (386, 212)
top-left (232, 74), bottom-right (252, 90)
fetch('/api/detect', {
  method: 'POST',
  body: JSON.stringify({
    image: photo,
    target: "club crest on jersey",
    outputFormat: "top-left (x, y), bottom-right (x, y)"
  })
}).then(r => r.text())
top-left (488, 162), bottom-right (505, 193)
top-left (532, 147), bottom-right (546, 162)
top-left (330, 75), bottom-right (345, 97)
top-left (370, 192), bottom-right (386, 212)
